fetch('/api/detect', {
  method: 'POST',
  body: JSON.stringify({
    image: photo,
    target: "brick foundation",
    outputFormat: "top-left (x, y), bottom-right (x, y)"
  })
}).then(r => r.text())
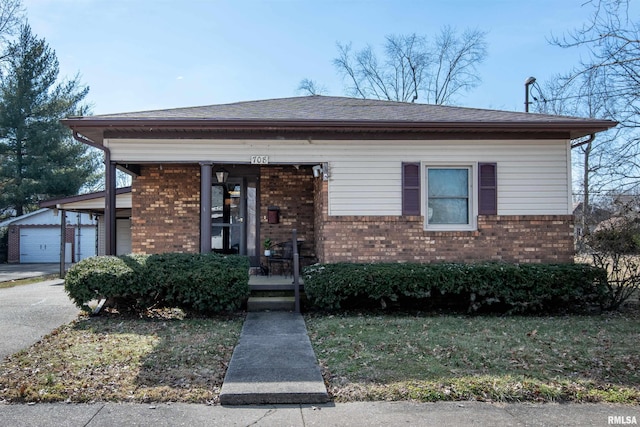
top-left (131, 164), bottom-right (200, 254)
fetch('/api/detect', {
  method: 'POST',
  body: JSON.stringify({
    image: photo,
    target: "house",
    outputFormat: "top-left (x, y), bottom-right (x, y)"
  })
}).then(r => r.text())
top-left (59, 96), bottom-right (617, 270)
top-left (39, 187), bottom-right (133, 257)
top-left (0, 209), bottom-right (96, 263)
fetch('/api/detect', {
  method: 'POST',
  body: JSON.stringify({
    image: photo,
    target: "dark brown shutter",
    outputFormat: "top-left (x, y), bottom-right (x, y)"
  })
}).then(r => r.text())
top-left (478, 163), bottom-right (497, 215)
top-left (402, 162), bottom-right (421, 216)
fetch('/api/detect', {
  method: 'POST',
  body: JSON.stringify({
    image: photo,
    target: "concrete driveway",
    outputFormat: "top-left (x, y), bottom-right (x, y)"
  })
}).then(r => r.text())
top-left (0, 263), bottom-right (62, 282)
top-left (0, 279), bottom-right (79, 361)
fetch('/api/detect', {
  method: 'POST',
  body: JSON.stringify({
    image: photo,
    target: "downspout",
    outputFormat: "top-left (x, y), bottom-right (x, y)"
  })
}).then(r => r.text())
top-left (570, 133), bottom-right (596, 248)
top-left (71, 131), bottom-right (116, 256)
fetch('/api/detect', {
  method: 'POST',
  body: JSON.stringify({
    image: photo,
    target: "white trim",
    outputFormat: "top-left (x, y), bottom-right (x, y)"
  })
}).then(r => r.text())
top-left (423, 163), bottom-right (478, 231)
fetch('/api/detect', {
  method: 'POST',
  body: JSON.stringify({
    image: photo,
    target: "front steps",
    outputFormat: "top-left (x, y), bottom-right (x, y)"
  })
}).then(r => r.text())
top-left (247, 296), bottom-right (296, 311)
top-left (247, 276), bottom-right (305, 312)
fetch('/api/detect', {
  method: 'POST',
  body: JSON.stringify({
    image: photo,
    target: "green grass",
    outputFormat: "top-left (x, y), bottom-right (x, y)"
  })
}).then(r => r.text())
top-left (0, 312), bottom-right (244, 403)
top-left (305, 311), bottom-right (640, 404)
top-left (2, 307), bottom-right (638, 405)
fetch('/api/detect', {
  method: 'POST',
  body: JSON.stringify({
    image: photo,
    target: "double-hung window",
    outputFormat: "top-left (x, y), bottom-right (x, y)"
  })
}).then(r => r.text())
top-left (401, 162), bottom-right (497, 231)
top-left (426, 167), bottom-right (471, 228)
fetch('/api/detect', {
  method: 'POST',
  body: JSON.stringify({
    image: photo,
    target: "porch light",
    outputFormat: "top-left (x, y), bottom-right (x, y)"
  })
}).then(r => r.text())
top-left (215, 167), bottom-right (229, 183)
top-left (312, 163), bottom-right (329, 181)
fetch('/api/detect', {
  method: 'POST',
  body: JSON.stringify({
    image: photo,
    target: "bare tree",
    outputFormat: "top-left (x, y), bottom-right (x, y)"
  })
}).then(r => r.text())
top-left (428, 26), bottom-right (487, 105)
top-left (296, 78), bottom-right (328, 96)
top-left (535, 68), bottom-right (621, 248)
top-left (333, 28), bottom-right (486, 104)
top-left (551, 0), bottom-right (640, 183)
top-left (0, 0), bottom-right (24, 61)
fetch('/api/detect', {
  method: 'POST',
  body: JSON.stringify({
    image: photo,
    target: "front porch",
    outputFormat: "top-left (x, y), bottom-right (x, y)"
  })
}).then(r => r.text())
top-left (125, 163), bottom-right (318, 267)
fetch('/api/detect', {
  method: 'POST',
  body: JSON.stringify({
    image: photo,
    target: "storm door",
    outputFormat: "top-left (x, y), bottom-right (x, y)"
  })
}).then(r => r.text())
top-left (211, 180), bottom-right (245, 255)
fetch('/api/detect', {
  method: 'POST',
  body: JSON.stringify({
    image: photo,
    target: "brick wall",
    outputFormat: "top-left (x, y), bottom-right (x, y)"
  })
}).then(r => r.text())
top-left (131, 164), bottom-right (200, 254)
top-left (260, 165), bottom-right (316, 263)
top-left (315, 182), bottom-right (574, 264)
top-left (7, 225), bottom-right (19, 263)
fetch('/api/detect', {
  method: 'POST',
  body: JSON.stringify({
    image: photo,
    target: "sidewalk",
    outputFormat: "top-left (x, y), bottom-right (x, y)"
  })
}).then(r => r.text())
top-left (0, 401), bottom-right (638, 426)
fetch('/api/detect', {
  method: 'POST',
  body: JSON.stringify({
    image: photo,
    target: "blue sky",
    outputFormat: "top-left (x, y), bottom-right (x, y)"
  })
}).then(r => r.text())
top-left (22, 0), bottom-right (601, 115)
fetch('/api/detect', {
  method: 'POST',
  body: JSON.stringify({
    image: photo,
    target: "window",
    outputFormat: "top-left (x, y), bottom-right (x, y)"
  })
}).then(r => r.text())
top-left (402, 162), bottom-right (498, 230)
top-left (426, 167), bottom-right (472, 227)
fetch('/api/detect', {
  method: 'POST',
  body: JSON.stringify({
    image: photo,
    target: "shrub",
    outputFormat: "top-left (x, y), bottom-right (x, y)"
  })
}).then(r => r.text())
top-left (64, 256), bottom-right (138, 312)
top-left (585, 216), bottom-right (640, 310)
top-left (302, 262), bottom-right (608, 314)
top-left (65, 253), bottom-right (250, 314)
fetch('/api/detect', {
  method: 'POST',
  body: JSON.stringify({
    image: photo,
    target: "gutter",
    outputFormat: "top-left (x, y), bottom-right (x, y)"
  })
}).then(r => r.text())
top-left (570, 133), bottom-right (595, 149)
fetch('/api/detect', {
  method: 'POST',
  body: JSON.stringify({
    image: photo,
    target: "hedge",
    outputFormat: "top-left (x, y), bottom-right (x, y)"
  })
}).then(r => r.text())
top-left (302, 262), bottom-right (608, 314)
top-left (65, 252), bottom-right (250, 314)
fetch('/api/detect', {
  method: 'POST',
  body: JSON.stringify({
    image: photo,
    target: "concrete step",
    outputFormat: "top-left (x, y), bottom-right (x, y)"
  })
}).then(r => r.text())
top-left (247, 296), bottom-right (295, 312)
top-left (249, 282), bottom-right (305, 292)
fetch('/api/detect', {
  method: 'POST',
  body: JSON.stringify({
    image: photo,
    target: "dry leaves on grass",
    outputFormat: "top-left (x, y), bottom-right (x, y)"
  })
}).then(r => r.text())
top-left (0, 312), bottom-right (244, 404)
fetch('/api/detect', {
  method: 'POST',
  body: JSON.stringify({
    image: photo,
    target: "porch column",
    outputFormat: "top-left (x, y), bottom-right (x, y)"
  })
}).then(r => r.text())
top-left (200, 162), bottom-right (212, 253)
top-left (105, 156), bottom-right (117, 255)
top-left (59, 209), bottom-right (66, 278)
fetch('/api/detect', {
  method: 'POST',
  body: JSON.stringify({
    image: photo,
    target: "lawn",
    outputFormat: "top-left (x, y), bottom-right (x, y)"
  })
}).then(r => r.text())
top-left (0, 312), bottom-right (244, 404)
top-left (1, 308), bottom-right (638, 404)
top-left (305, 311), bottom-right (640, 404)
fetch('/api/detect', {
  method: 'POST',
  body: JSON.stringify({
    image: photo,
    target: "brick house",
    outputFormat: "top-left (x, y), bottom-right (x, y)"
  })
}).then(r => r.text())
top-left (60, 96), bottom-right (616, 269)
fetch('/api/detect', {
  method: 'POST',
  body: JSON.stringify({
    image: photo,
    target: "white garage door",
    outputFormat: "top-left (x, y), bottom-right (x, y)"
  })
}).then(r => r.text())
top-left (20, 228), bottom-right (61, 263)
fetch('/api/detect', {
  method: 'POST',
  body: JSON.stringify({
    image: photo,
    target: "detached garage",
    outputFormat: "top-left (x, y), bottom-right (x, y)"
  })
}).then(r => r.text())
top-left (1, 209), bottom-right (96, 263)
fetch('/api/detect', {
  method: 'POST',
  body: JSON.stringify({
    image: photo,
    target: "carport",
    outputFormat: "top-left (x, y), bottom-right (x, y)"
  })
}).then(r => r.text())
top-left (39, 187), bottom-right (133, 277)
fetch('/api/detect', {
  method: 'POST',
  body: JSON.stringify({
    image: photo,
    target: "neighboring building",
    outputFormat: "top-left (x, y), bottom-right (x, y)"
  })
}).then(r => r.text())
top-left (0, 209), bottom-right (95, 263)
top-left (40, 188), bottom-right (133, 257)
top-left (60, 96), bottom-right (617, 268)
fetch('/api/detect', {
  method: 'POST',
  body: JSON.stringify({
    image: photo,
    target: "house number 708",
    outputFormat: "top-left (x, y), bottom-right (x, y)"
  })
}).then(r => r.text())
top-left (250, 156), bottom-right (269, 164)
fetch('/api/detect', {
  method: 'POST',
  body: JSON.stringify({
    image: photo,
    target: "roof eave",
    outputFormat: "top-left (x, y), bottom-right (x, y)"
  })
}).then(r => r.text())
top-left (62, 118), bottom-right (618, 143)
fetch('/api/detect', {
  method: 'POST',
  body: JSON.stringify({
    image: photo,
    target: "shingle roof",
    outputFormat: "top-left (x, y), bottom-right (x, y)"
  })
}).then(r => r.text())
top-left (62, 95), bottom-right (618, 143)
top-left (89, 95), bottom-right (604, 124)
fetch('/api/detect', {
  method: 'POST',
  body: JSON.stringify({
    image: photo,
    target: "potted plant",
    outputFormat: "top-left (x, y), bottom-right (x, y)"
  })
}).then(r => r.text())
top-left (263, 238), bottom-right (272, 256)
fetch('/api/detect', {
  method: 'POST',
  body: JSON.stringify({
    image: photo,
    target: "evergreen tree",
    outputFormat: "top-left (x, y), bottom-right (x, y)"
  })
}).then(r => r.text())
top-left (0, 24), bottom-right (98, 217)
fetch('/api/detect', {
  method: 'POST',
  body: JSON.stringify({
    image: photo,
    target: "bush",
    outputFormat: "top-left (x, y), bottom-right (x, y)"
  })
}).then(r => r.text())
top-left (302, 262), bottom-right (608, 314)
top-left (586, 216), bottom-right (640, 310)
top-left (65, 253), bottom-right (250, 314)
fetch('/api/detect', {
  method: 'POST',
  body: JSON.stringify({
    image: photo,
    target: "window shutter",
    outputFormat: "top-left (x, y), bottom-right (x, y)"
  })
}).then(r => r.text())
top-left (402, 162), bottom-right (421, 216)
top-left (478, 163), bottom-right (497, 215)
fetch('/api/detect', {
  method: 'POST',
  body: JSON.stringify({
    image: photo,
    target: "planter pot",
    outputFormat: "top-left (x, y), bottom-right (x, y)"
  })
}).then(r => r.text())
top-left (264, 250), bottom-right (271, 257)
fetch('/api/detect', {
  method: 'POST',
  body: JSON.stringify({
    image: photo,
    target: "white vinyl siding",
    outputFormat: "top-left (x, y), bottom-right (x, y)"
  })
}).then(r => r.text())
top-left (97, 217), bottom-right (132, 256)
top-left (106, 138), bottom-right (572, 216)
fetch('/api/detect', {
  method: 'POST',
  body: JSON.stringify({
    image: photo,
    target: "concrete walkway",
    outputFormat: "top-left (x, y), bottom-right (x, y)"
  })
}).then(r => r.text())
top-left (0, 401), bottom-right (638, 426)
top-left (219, 311), bottom-right (329, 405)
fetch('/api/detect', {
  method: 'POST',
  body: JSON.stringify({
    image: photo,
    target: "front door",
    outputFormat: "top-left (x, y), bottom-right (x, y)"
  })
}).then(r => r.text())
top-left (212, 180), bottom-right (244, 255)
